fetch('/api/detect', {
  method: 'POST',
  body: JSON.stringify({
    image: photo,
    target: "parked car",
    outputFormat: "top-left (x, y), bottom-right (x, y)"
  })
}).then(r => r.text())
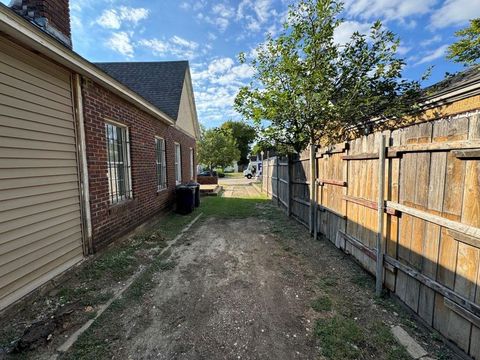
top-left (198, 170), bottom-right (217, 177)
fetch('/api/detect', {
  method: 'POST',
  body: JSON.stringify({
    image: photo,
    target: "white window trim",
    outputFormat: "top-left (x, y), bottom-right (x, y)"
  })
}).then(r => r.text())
top-left (155, 137), bottom-right (167, 192)
top-left (190, 147), bottom-right (194, 180)
top-left (175, 142), bottom-right (182, 185)
top-left (105, 120), bottom-right (133, 205)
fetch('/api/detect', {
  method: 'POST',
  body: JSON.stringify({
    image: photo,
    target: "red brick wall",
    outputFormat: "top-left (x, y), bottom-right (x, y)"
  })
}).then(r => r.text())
top-left (81, 77), bottom-right (196, 250)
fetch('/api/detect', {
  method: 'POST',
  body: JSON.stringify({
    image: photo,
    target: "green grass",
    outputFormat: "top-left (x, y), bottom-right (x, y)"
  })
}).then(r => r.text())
top-left (198, 194), bottom-right (269, 219)
top-left (311, 296), bottom-right (333, 312)
top-left (223, 172), bottom-right (244, 178)
top-left (317, 276), bottom-right (338, 289)
top-left (351, 272), bottom-right (375, 289)
top-left (315, 316), bottom-right (364, 359)
top-left (369, 322), bottom-right (410, 360)
top-left (65, 256), bottom-right (177, 360)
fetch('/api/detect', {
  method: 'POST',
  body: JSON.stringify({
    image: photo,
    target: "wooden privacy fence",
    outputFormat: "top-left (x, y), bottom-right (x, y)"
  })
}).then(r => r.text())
top-left (261, 113), bottom-right (480, 359)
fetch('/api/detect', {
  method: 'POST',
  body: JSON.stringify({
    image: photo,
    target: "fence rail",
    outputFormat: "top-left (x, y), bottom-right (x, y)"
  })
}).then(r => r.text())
top-left (261, 113), bottom-right (480, 359)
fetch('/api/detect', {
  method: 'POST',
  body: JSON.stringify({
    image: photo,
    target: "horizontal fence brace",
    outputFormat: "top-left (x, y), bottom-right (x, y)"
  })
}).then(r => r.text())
top-left (343, 195), bottom-right (400, 216)
top-left (318, 179), bottom-right (348, 187)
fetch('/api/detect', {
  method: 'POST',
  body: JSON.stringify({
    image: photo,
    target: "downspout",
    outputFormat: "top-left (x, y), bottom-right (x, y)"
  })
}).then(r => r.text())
top-left (73, 74), bottom-right (93, 254)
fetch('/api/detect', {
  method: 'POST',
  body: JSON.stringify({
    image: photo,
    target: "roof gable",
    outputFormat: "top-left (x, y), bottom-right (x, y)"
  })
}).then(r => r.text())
top-left (94, 61), bottom-right (188, 120)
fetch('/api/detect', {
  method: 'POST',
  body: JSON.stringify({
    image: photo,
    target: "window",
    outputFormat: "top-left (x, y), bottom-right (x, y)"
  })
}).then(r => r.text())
top-left (155, 137), bottom-right (167, 190)
top-left (175, 143), bottom-right (182, 184)
top-left (190, 148), bottom-right (194, 180)
top-left (105, 122), bottom-right (132, 204)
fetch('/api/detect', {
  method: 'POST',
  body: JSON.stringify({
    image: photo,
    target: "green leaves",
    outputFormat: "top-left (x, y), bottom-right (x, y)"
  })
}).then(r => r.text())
top-left (197, 128), bottom-right (241, 171)
top-left (220, 121), bottom-right (256, 166)
top-left (234, 0), bottom-right (421, 151)
top-left (447, 18), bottom-right (480, 65)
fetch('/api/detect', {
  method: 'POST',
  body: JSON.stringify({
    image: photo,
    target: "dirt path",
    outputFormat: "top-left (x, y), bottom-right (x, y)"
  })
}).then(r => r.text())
top-left (41, 184), bottom-right (457, 360)
top-left (125, 217), bottom-right (315, 360)
top-left (80, 184), bottom-right (453, 360)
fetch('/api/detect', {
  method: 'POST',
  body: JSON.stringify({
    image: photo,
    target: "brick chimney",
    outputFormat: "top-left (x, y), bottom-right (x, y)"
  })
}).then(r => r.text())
top-left (11, 0), bottom-right (72, 48)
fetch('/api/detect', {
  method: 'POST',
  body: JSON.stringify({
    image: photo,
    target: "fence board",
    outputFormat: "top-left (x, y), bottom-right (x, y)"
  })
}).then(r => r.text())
top-left (260, 113), bottom-right (480, 358)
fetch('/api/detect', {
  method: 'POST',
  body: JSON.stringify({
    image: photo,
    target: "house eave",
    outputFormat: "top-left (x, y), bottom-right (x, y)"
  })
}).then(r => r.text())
top-left (0, 4), bottom-right (175, 126)
top-left (422, 71), bottom-right (480, 109)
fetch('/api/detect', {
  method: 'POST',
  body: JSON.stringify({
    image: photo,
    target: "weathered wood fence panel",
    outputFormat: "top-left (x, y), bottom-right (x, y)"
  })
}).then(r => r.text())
top-left (261, 113), bottom-right (480, 359)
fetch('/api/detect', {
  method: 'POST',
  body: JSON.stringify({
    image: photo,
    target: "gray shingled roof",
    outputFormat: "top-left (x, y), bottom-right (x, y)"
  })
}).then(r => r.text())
top-left (94, 61), bottom-right (189, 120)
top-left (425, 65), bottom-right (480, 96)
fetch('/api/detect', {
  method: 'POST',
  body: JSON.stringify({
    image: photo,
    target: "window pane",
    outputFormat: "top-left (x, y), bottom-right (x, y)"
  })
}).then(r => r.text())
top-left (106, 123), bottom-right (131, 204)
top-left (156, 138), bottom-right (167, 190)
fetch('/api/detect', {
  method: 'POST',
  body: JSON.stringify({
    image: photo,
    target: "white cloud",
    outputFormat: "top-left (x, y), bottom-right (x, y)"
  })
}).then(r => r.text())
top-left (180, 0), bottom-right (206, 11)
top-left (197, 13), bottom-right (230, 32)
top-left (207, 32), bottom-right (218, 41)
top-left (415, 44), bottom-right (449, 65)
top-left (97, 9), bottom-right (121, 29)
top-left (106, 32), bottom-right (134, 57)
top-left (430, 0), bottom-right (480, 29)
top-left (212, 3), bottom-right (235, 18)
top-left (236, 0), bottom-right (275, 33)
top-left (397, 45), bottom-right (412, 56)
top-left (96, 6), bottom-right (149, 29)
top-left (138, 36), bottom-right (199, 59)
top-left (191, 57), bottom-right (256, 125)
top-left (420, 35), bottom-right (442, 47)
top-left (334, 21), bottom-right (371, 44)
top-left (343, 0), bottom-right (437, 22)
top-left (170, 36), bottom-right (198, 50)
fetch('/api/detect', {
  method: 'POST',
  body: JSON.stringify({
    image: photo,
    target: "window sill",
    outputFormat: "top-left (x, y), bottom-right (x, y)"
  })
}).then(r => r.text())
top-left (108, 198), bottom-right (135, 214)
top-left (157, 187), bottom-right (167, 194)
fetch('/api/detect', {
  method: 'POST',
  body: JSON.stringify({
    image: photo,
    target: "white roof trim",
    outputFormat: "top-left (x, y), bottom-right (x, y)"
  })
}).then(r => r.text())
top-left (0, 5), bottom-right (175, 126)
top-left (184, 68), bottom-right (201, 140)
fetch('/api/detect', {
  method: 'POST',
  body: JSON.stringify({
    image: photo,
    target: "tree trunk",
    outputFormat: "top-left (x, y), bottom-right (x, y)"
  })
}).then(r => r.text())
top-left (309, 141), bottom-right (316, 237)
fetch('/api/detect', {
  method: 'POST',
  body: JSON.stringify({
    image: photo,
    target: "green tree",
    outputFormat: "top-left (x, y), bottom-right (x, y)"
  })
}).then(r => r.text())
top-left (234, 0), bottom-right (422, 153)
top-left (447, 18), bottom-right (480, 65)
top-left (197, 128), bottom-right (240, 172)
top-left (220, 121), bottom-right (256, 166)
top-left (234, 0), bottom-right (422, 236)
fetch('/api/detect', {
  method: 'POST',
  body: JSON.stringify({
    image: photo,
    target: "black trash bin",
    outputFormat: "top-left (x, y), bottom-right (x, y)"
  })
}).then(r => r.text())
top-left (176, 185), bottom-right (195, 214)
top-left (187, 182), bottom-right (200, 208)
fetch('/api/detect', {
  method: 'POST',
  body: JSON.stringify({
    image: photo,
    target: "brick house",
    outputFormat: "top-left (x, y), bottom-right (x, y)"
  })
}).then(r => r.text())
top-left (0, 0), bottom-right (199, 310)
top-left (83, 62), bottom-right (200, 250)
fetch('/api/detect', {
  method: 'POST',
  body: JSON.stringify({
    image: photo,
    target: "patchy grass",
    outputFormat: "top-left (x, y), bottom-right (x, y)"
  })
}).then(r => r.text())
top-left (351, 271), bottom-right (375, 289)
top-left (317, 276), bottom-right (338, 289)
top-left (0, 206), bottom-right (201, 359)
top-left (311, 296), bottom-right (333, 312)
top-left (65, 256), bottom-right (177, 360)
top-left (314, 316), bottom-right (410, 360)
top-left (315, 316), bottom-right (364, 359)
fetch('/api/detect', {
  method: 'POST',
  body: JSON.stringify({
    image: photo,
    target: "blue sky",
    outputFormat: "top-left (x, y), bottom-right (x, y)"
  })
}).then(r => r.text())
top-left (4, 0), bottom-right (480, 127)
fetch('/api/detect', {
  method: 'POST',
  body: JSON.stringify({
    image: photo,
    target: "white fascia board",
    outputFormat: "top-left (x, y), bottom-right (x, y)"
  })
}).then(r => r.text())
top-left (184, 67), bottom-right (201, 140)
top-left (0, 5), bottom-right (175, 126)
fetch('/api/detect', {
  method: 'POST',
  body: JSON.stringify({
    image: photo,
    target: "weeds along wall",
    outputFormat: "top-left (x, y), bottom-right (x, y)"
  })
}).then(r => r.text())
top-left (262, 112), bottom-right (480, 359)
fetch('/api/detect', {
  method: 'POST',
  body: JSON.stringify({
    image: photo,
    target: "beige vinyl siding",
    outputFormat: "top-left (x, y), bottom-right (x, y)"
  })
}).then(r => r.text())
top-left (176, 79), bottom-right (197, 138)
top-left (0, 37), bottom-right (83, 310)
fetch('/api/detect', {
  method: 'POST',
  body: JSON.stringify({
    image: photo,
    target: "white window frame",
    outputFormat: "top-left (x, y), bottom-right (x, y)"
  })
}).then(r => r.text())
top-left (190, 147), bottom-right (194, 180)
top-left (155, 137), bottom-right (167, 191)
top-left (105, 121), bottom-right (132, 204)
top-left (175, 143), bottom-right (182, 185)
